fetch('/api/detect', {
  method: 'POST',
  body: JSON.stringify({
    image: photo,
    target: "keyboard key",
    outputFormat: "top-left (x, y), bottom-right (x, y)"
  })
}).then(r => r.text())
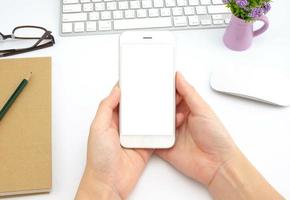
top-left (177, 0), bottom-right (187, 6)
top-left (136, 9), bottom-right (147, 17)
top-left (173, 16), bottom-right (187, 26)
top-left (189, 0), bottom-right (199, 6)
top-left (201, 19), bottom-right (211, 25)
top-left (160, 8), bottom-right (171, 16)
top-left (81, 0), bottom-right (90, 2)
top-left (200, 0), bottom-right (211, 5)
top-left (95, 3), bottom-right (105, 10)
top-left (148, 9), bottom-right (159, 17)
top-left (130, 1), bottom-right (141, 9)
top-left (99, 21), bottom-right (112, 30)
top-left (113, 10), bottom-right (123, 19)
top-left (196, 6), bottom-right (207, 14)
top-left (86, 21), bottom-right (97, 31)
top-left (119, 1), bottom-right (129, 9)
top-left (63, 0), bottom-right (78, 4)
top-left (74, 22), bottom-right (85, 32)
top-left (212, 14), bottom-right (223, 20)
top-left (153, 0), bottom-right (164, 7)
top-left (200, 15), bottom-right (212, 25)
top-left (83, 3), bottom-right (94, 11)
top-left (213, 19), bottom-right (224, 24)
top-left (165, 0), bottom-right (176, 7)
top-left (172, 7), bottom-right (183, 16)
top-left (208, 5), bottom-right (230, 14)
top-left (107, 2), bottom-right (117, 10)
top-left (63, 13), bottom-right (87, 22)
top-left (63, 4), bottom-right (82, 13)
top-left (188, 15), bottom-right (199, 25)
top-left (89, 12), bottom-right (99, 20)
top-left (114, 17), bottom-right (172, 29)
top-left (184, 7), bottom-right (195, 15)
top-left (142, 0), bottom-right (153, 8)
top-left (212, 0), bottom-right (224, 4)
top-left (62, 23), bottom-right (73, 33)
top-left (125, 10), bottom-right (135, 18)
top-left (101, 11), bottom-right (111, 19)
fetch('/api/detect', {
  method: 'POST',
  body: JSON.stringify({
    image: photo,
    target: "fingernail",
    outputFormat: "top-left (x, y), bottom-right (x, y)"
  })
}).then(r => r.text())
top-left (178, 72), bottom-right (185, 82)
top-left (180, 73), bottom-right (184, 81)
top-left (110, 86), bottom-right (117, 95)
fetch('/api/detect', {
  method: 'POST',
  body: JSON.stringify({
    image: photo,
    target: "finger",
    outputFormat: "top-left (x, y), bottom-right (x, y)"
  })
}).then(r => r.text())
top-left (111, 106), bottom-right (119, 129)
top-left (114, 81), bottom-right (119, 88)
top-left (92, 86), bottom-right (121, 130)
top-left (154, 147), bottom-right (176, 164)
top-left (176, 112), bottom-right (185, 128)
top-left (176, 92), bottom-right (182, 106)
top-left (176, 72), bottom-right (211, 115)
top-left (176, 100), bottom-right (190, 125)
top-left (111, 84), bottom-right (120, 129)
top-left (135, 149), bottom-right (154, 164)
top-left (176, 100), bottom-right (189, 115)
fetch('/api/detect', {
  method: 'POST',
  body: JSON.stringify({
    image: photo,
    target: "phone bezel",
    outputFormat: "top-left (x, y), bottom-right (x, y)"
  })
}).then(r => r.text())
top-left (119, 31), bottom-right (176, 149)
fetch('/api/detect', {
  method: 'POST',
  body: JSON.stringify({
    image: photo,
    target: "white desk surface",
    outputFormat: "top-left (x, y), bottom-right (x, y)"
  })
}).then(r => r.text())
top-left (1, 0), bottom-right (290, 199)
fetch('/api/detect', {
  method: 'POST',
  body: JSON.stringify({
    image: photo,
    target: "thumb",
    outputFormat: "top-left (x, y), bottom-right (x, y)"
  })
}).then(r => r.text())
top-left (92, 86), bottom-right (120, 131)
top-left (176, 72), bottom-right (211, 115)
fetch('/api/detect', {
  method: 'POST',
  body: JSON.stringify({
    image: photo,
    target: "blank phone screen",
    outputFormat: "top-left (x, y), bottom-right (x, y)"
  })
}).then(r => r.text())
top-left (120, 43), bottom-right (175, 136)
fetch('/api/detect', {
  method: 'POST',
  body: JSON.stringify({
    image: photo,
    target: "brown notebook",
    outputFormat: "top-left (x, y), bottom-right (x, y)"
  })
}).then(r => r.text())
top-left (0, 57), bottom-right (51, 197)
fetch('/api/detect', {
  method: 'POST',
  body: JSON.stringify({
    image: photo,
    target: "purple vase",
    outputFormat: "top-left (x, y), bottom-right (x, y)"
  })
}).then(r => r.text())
top-left (223, 15), bottom-right (269, 51)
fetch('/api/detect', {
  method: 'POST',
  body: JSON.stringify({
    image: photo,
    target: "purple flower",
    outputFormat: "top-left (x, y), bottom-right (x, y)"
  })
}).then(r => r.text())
top-left (249, 7), bottom-right (264, 18)
top-left (223, 0), bottom-right (230, 3)
top-left (263, 2), bottom-right (271, 14)
top-left (235, 0), bottom-right (248, 7)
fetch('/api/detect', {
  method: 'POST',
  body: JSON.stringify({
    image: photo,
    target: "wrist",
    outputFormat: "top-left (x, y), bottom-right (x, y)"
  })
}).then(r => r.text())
top-left (208, 151), bottom-right (250, 199)
top-left (208, 151), bottom-right (284, 200)
top-left (75, 167), bottom-right (122, 200)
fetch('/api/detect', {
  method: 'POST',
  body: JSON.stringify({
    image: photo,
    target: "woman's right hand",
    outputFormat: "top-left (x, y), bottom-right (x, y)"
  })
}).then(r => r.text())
top-left (156, 72), bottom-right (238, 186)
top-left (156, 72), bottom-right (284, 200)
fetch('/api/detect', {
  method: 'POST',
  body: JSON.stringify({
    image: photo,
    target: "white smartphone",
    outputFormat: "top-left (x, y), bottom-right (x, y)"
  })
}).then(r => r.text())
top-left (119, 31), bottom-right (175, 148)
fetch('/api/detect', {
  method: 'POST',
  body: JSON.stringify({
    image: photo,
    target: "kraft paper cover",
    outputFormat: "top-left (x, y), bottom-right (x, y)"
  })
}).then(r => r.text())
top-left (0, 57), bottom-right (51, 196)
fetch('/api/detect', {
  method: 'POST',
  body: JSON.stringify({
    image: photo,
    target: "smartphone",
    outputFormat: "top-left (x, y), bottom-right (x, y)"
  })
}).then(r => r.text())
top-left (119, 31), bottom-right (175, 148)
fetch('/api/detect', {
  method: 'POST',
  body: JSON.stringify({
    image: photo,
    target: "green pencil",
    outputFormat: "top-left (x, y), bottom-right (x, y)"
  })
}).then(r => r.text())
top-left (0, 72), bottom-right (32, 121)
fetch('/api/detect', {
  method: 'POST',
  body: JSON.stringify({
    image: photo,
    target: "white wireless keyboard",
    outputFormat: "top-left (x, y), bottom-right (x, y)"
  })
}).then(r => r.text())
top-left (61, 0), bottom-right (231, 36)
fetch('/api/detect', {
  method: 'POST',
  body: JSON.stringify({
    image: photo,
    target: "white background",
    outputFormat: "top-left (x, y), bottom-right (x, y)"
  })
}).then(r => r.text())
top-left (1, 0), bottom-right (290, 199)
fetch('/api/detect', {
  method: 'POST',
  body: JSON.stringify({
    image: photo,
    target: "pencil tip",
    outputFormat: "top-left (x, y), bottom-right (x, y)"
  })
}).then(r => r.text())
top-left (25, 72), bottom-right (32, 81)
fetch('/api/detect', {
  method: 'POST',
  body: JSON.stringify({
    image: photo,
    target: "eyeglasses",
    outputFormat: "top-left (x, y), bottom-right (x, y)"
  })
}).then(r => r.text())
top-left (0, 25), bottom-right (55, 57)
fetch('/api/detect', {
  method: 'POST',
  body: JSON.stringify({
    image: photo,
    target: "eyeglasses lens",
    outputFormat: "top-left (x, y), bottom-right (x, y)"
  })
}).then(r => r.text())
top-left (0, 27), bottom-right (47, 51)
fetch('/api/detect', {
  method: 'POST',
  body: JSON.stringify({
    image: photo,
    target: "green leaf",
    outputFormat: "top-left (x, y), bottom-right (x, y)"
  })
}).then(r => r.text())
top-left (226, 0), bottom-right (272, 21)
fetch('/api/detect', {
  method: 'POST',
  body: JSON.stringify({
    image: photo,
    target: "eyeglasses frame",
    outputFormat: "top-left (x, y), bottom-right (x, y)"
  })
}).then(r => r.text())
top-left (0, 25), bottom-right (55, 57)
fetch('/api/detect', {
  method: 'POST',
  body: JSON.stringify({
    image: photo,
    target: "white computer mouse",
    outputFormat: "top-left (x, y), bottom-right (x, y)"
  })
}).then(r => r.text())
top-left (210, 66), bottom-right (290, 107)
